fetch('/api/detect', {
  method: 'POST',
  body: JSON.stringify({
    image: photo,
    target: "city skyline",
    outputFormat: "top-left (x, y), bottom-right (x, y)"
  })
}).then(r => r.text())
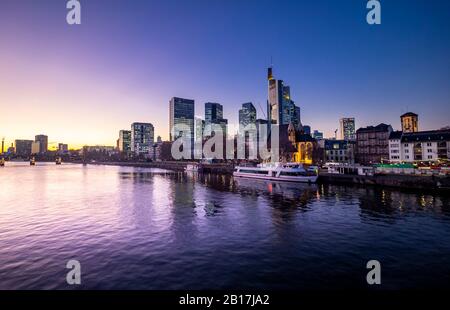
top-left (1, 0), bottom-right (450, 148)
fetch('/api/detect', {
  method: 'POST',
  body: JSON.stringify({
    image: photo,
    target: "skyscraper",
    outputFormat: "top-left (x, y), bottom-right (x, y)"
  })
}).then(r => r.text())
top-left (339, 118), bottom-right (356, 140)
top-left (400, 112), bottom-right (418, 133)
top-left (205, 102), bottom-right (223, 124)
top-left (267, 67), bottom-right (300, 128)
top-left (118, 130), bottom-right (132, 153)
top-left (35, 135), bottom-right (48, 153)
top-left (131, 123), bottom-right (154, 155)
top-left (204, 102), bottom-right (228, 137)
top-left (238, 102), bottom-right (257, 129)
top-left (169, 97), bottom-right (195, 143)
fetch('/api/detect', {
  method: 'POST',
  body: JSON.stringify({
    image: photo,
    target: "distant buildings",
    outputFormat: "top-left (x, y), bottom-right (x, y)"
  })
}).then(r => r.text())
top-left (339, 118), bottom-right (356, 140)
top-left (118, 130), bottom-right (132, 153)
top-left (312, 130), bottom-right (323, 140)
top-left (400, 112), bottom-right (418, 133)
top-left (35, 135), bottom-right (48, 154)
top-left (131, 122), bottom-right (154, 155)
top-left (356, 123), bottom-right (393, 164)
top-left (169, 97), bottom-right (195, 145)
top-left (389, 129), bottom-right (450, 162)
top-left (14, 139), bottom-right (33, 157)
top-left (58, 143), bottom-right (69, 154)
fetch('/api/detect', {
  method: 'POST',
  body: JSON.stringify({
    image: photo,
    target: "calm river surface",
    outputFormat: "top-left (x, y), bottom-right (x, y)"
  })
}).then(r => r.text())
top-left (0, 163), bottom-right (449, 289)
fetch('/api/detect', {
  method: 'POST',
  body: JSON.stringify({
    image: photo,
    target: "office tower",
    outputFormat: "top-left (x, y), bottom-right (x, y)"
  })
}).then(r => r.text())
top-left (267, 67), bottom-right (300, 128)
top-left (204, 102), bottom-right (228, 137)
top-left (205, 102), bottom-right (223, 124)
top-left (400, 112), bottom-right (418, 133)
top-left (238, 102), bottom-right (257, 128)
top-left (118, 130), bottom-right (132, 153)
top-left (339, 118), bottom-right (356, 140)
top-left (14, 140), bottom-right (33, 157)
top-left (35, 135), bottom-right (48, 153)
top-left (131, 122), bottom-right (154, 155)
top-left (169, 97), bottom-right (195, 143)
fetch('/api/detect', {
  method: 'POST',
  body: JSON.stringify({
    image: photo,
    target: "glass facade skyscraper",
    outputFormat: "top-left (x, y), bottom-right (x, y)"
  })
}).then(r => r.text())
top-left (205, 102), bottom-right (223, 124)
top-left (169, 97), bottom-right (195, 145)
top-left (131, 123), bottom-right (154, 155)
top-left (239, 102), bottom-right (257, 128)
top-left (267, 67), bottom-right (300, 128)
top-left (204, 102), bottom-right (227, 137)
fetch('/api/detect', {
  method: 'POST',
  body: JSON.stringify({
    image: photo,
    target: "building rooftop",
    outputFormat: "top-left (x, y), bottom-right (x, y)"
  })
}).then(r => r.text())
top-left (401, 112), bottom-right (418, 118)
top-left (356, 123), bottom-right (392, 133)
top-left (389, 131), bottom-right (403, 140)
top-left (401, 129), bottom-right (450, 143)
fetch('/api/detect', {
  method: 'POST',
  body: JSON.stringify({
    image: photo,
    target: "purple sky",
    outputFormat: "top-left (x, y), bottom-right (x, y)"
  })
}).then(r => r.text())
top-left (1, 0), bottom-right (449, 148)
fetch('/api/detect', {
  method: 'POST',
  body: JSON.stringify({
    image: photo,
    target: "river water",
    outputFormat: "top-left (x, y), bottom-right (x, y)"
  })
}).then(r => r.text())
top-left (0, 162), bottom-right (449, 289)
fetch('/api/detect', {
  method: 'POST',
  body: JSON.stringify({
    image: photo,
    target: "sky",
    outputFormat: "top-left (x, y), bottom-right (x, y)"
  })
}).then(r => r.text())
top-left (0, 0), bottom-right (449, 149)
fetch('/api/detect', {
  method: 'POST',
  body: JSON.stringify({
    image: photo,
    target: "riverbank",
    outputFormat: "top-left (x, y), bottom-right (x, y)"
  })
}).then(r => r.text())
top-left (87, 161), bottom-right (450, 192)
top-left (319, 173), bottom-right (450, 191)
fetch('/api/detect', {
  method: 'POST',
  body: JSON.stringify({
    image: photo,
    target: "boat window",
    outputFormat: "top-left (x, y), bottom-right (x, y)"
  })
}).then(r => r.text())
top-left (239, 169), bottom-right (269, 175)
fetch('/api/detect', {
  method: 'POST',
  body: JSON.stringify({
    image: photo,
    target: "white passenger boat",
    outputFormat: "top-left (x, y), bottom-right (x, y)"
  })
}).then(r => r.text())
top-left (233, 162), bottom-right (319, 183)
top-left (185, 163), bottom-right (201, 172)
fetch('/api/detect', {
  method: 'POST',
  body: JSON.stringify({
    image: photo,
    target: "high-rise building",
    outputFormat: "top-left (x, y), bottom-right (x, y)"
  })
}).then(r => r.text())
top-left (35, 135), bottom-right (48, 153)
top-left (400, 112), bottom-right (418, 133)
top-left (204, 102), bottom-right (228, 137)
top-left (14, 140), bottom-right (33, 157)
top-left (169, 97), bottom-right (195, 144)
top-left (339, 118), bottom-right (356, 140)
top-left (205, 102), bottom-right (223, 124)
top-left (118, 130), bottom-right (132, 153)
top-left (239, 102), bottom-right (257, 129)
top-left (131, 123), bottom-right (154, 155)
top-left (267, 67), bottom-right (300, 128)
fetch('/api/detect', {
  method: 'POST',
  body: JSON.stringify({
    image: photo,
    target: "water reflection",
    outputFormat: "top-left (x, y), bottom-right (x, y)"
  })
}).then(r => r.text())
top-left (0, 163), bottom-right (449, 289)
